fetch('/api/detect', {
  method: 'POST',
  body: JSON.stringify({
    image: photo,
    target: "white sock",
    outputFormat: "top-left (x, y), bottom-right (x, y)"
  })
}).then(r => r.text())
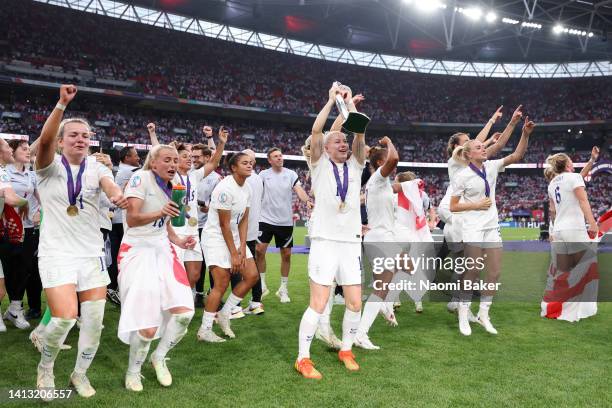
top-left (191, 287), bottom-right (196, 301)
top-left (357, 294), bottom-right (382, 337)
top-left (250, 301), bottom-right (262, 308)
top-left (152, 311), bottom-right (194, 361)
top-left (298, 307), bottom-right (321, 360)
top-left (220, 293), bottom-right (242, 317)
top-left (280, 276), bottom-right (288, 290)
top-left (341, 309), bottom-right (361, 351)
top-left (479, 295), bottom-right (493, 315)
top-left (40, 317), bottom-right (76, 369)
top-left (128, 332), bottom-right (152, 374)
top-left (201, 311), bottom-right (215, 330)
top-left (74, 300), bottom-right (105, 374)
top-left (9, 300), bottom-right (21, 312)
top-left (260, 272), bottom-right (267, 290)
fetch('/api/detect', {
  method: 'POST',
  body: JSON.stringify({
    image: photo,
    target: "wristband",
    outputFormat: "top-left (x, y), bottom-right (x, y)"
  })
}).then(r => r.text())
top-left (55, 102), bottom-right (66, 111)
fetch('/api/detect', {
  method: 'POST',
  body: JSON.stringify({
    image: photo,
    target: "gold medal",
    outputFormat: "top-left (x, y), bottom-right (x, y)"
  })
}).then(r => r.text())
top-left (339, 202), bottom-right (346, 211)
top-left (188, 217), bottom-right (198, 227)
top-left (67, 205), bottom-right (79, 216)
top-left (185, 205), bottom-right (191, 213)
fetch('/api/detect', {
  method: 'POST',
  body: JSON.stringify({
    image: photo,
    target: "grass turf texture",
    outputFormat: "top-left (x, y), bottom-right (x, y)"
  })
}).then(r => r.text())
top-left (1, 228), bottom-right (610, 407)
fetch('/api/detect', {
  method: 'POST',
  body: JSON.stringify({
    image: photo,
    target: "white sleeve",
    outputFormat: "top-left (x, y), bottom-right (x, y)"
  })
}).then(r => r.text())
top-left (570, 173), bottom-right (586, 190)
top-left (492, 158), bottom-right (505, 174)
top-left (349, 154), bottom-right (365, 171)
top-left (451, 173), bottom-right (465, 197)
top-left (96, 162), bottom-right (114, 182)
top-left (35, 159), bottom-right (62, 179)
top-left (290, 170), bottom-right (300, 187)
top-left (210, 184), bottom-right (233, 211)
top-left (124, 172), bottom-right (147, 200)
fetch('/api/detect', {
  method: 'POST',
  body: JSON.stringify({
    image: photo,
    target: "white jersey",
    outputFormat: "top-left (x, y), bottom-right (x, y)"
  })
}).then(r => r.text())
top-left (197, 171), bottom-right (222, 228)
top-left (259, 167), bottom-right (299, 226)
top-left (99, 192), bottom-right (112, 231)
top-left (246, 172), bottom-right (264, 241)
top-left (112, 162), bottom-right (138, 224)
top-left (173, 169), bottom-right (206, 235)
top-left (309, 152), bottom-right (364, 243)
top-left (548, 172), bottom-right (587, 233)
top-left (37, 156), bottom-right (113, 258)
top-left (452, 159), bottom-right (505, 231)
top-left (365, 167), bottom-right (394, 236)
top-left (123, 170), bottom-right (171, 239)
top-left (202, 175), bottom-right (250, 246)
top-left (439, 157), bottom-right (466, 215)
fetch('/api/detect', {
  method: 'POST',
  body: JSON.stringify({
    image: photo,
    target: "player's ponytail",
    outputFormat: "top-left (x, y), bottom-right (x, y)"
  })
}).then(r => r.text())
top-left (544, 153), bottom-right (571, 180)
top-left (447, 132), bottom-right (468, 158)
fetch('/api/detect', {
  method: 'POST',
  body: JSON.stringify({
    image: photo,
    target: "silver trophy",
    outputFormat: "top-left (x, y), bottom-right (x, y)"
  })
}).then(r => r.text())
top-left (333, 82), bottom-right (370, 134)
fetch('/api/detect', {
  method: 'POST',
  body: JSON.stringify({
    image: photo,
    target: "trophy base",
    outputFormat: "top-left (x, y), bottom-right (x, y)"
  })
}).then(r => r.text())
top-left (342, 112), bottom-right (371, 134)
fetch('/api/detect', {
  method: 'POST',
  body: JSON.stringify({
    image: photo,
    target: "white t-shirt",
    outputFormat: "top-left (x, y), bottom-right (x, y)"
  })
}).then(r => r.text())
top-left (246, 172), bottom-right (264, 241)
top-left (259, 167), bottom-right (299, 226)
top-left (548, 172), bottom-right (587, 233)
top-left (124, 170), bottom-right (171, 239)
top-left (5, 164), bottom-right (37, 228)
top-left (202, 175), bottom-right (251, 246)
top-left (37, 156), bottom-right (113, 257)
top-left (439, 156), bottom-right (466, 212)
top-left (452, 159), bottom-right (505, 231)
top-left (309, 152), bottom-right (365, 243)
top-left (197, 171), bottom-right (222, 228)
top-left (173, 169), bottom-right (206, 236)
top-left (112, 162), bottom-right (138, 224)
top-left (365, 167), bottom-right (394, 235)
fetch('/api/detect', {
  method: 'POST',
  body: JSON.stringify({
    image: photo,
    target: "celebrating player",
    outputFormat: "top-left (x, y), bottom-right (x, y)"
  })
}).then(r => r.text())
top-left (295, 84), bottom-right (366, 379)
top-left (541, 152), bottom-right (599, 321)
top-left (197, 152), bottom-right (259, 342)
top-left (450, 117), bottom-right (536, 336)
top-left (118, 144), bottom-right (196, 392)
top-left (34, 85), bottom-right (128, 400)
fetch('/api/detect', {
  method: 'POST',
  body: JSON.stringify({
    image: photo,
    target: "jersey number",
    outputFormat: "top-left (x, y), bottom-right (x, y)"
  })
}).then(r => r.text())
top-left (153, 218), bottom-right (166, 228)
top-left (554, 186), bottom-right (561, 204)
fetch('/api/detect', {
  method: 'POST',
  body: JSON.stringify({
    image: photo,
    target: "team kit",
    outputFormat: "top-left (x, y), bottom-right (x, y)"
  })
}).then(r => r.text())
top-left (0, 83), bottom-right (602, 401)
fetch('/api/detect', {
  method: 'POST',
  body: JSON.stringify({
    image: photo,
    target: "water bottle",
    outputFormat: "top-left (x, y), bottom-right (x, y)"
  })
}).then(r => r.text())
top-left (171, 184), bottom-right (187, 227)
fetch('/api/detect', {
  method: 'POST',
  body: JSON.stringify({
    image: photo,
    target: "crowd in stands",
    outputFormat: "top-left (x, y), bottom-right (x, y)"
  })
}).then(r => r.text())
top-left (3, 0), bottom-right (612, 125)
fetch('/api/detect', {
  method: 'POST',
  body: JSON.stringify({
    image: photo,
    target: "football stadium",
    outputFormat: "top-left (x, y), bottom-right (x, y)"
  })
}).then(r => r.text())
top-left (0, 0), bottom-right (610, 406)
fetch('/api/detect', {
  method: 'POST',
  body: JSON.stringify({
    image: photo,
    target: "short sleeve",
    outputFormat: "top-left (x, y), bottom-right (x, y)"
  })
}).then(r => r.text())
top-left (95, 162), bottom-right (113, 182)
top-left (35, 159), bottom-right (62, 179)
top-left (210, 184), bottom-right (233, 211)
top-left (370, 168), bottom-right (386, 187)
top-left (0, 170), bottom-right (10, 189)
top-left (348, 154), bottom-right (366, 172)
top-left (245, 186), bottom-right (251, 208)
top-left (570, 173), bottom-right (586, 190)
top-left (451, 172), bottom-right (466, 197)
top-left (491, 158), bottom-right (505, 174)
top-left (124, 172), bottom-right (147, 200)
top-left (290, 170), bottom-right (299, 187)
top-left (191, 167), bottom-right (206, 184)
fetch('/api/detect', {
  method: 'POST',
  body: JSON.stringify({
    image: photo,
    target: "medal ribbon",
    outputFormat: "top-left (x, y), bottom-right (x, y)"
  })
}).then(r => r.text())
top-left (469, 163), bottom-right (490, 197)
top-left (154, 173), bottom-right (172, 199)
top-left (61, 156), bottom-right (86, 209)
top-left (330, 159), bottom-right (349, 204)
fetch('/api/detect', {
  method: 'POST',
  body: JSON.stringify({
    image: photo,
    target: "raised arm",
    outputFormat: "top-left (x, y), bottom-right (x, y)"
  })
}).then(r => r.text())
top-left (203, 126), bottom-right (227, 178)
top-left (36, 85), bottom-right (77, 170)
top-left (475, 106), bottom-right (503, 142)
top-left (147, 123), bottom-right (160, 146)
top-left (486, 105), bottom-right (523, 159)
top-left (202, 126), bottom-right (216, 150)
top-left (580, 146), bottom-right (599, 180)
top-left (311, 85), bottom-right (340, 164)
top-left (502, 117), bottom-right (535, 167)
top-left (342, 87), bottom-right (366, 165)
top-left (378, 136), bottom-right (399, 178)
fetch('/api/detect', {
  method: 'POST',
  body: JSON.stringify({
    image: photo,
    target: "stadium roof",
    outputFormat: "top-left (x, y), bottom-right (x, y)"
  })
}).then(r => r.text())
top-left (34, 0), bottom-right (612, 77)
top-left (111, 0), bottom-right (612, 63)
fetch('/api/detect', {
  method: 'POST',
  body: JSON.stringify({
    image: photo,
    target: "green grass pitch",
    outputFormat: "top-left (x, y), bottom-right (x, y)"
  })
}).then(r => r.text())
top-left (1, 228), bottom-right (610, 407)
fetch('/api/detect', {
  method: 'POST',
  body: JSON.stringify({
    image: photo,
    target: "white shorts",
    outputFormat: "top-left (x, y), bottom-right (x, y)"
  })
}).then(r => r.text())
top-left (201, 241), bottom-right (253, 270)
top-left (39, 256), bottom-right (110, 292)
top-left (551, 229), bottom-right (593, 255)
top-left (463, 227), bottom-right (503, 248)
top-left (308, 238), bottom-right (362, 286)
top-left (443, 216), bottom-right (464, 253)
top-left (172, 234), bottom-right (203, 262)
